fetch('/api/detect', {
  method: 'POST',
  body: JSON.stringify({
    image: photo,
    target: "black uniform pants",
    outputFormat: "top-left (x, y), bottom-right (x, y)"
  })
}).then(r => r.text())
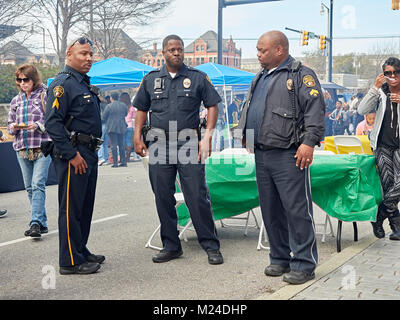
top-left (52, 145), bottom-right (98, 267)
top-left (255, 146), bottom-right (318, 274)
top-left (148, 139), bottom-right (220, 252)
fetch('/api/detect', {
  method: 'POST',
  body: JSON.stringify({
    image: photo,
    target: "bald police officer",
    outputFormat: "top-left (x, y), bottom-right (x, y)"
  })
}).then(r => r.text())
top-left (133, 34), bottom-right (224, 265)
top-left (45, 37), bottom-right (104, 275)
top-left (237, 31), bottom-right (325, 284)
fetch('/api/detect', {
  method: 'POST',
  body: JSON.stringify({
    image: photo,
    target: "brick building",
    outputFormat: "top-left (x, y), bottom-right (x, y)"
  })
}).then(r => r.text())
top-left (184, 30), bottom-right (241, 68)
top-left (140, 42), bottom-right (165, 68)
top-left (139, 30), bottom-right (242, 68)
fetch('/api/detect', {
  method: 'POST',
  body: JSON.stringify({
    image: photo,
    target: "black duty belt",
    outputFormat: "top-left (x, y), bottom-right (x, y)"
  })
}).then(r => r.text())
top-left (148, 127), bottom-right (198, 140)
top-left (255, 143), bottom-right (275, 151)
top-left (70, 132), bottom-right (103, 151)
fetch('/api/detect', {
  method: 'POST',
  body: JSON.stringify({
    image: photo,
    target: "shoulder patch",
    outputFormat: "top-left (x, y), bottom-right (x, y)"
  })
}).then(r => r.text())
top-left (303, 75), bottom-right (316, 87)
top-left (53, 86), bottom-right (64, 98)
top-left (206, 75), bottom-right (213, 85)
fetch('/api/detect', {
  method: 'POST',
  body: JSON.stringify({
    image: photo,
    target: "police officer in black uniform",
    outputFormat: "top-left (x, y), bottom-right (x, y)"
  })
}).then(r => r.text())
top-left (45, 37), bottom-right (105, 275)
top-left (237, 31), bottom-right (325, 285)
top-left (133, 34), bottom-right (224, 265)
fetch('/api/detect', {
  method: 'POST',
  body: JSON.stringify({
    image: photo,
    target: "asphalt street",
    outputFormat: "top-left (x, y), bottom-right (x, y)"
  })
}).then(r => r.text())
top-left (0, 160), bottom-right (377, 300)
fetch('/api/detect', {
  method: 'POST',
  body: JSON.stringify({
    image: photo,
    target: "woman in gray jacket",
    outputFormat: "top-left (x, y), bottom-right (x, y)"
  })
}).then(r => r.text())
top-left (358, 57), bottom-right (400, 241)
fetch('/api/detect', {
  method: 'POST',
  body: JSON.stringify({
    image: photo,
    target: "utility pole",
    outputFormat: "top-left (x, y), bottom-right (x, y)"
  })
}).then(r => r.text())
top-left (217, 0), bottom-right (282, 65)
top-left (321, 0), bottom-right (333, 82)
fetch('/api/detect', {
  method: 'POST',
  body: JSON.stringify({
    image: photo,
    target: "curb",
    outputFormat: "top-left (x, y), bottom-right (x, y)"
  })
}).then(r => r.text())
top-left (256, 232), bottom-right (382, 300)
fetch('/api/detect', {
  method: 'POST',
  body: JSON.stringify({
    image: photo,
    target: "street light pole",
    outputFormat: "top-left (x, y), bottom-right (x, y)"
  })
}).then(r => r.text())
top-left (218, 0), bottom-right (224, 65)
top-left (329, 0), bottom-right (333, 82)
top-left (321, 0), bottom-right (333, 82)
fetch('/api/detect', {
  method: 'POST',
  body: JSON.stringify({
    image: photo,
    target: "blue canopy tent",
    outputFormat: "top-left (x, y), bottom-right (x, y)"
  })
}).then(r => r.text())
top-left (195, 63), bottom-right (255, 147)
top-left (48, 57), bottom-right (154, 91)
top-left (195, 62), bottom-right (255, 89)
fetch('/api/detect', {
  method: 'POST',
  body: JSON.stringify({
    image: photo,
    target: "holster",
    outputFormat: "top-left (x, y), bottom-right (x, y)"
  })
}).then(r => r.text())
top-left (40, 141), bottom-right (54, 157)
top-left (141, 125), bottom-right (152, 148)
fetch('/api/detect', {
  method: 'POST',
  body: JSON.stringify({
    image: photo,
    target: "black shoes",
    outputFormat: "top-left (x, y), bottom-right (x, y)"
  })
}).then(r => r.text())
top-left (40, 226), bottom-right (48, 234)
top-left (152, 250), bottom-right (183, 263)
top-left (371, 204), bottom-right (389, 239)
top-left (59, 262), bottom-right (101, 275)
top-left (264, 264), bottom-right (290, 277)
top-left (207, 250), bottom-right (224, 265)
top-left (283, 270), bottom-right (315, 285)
top-left (152, 249), bottom-right (223, 264)
top-left (86, 254), bottom-right (106, 264)
top-left (388, 214), bottom-right (400, 240)
top-left (24, 224), bottom-right (41, 237)
top-left (0, 209), bottom-right (7, 218)
top-left (24, 224), bottom-right (48, 237)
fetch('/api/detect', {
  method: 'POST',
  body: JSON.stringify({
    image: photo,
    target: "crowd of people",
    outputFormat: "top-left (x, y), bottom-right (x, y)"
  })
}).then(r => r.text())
top-left (98, 92), bottom-right (140, 167)
top-left (324, 91), bottom-right (376, 137)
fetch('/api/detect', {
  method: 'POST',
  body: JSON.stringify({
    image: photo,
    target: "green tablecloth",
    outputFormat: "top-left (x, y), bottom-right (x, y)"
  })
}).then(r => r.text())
top-left (177, 153), bottom-right (382, 225)
top-left (310, 154), bottom-right (382, 222)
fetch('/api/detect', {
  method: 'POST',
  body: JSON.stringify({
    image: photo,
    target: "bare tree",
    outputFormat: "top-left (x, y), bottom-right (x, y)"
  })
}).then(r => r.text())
top-left (0, 0), bottom-right (32, 26)
top-left (84, 0), bottom-right (171, 61)
top-left (30, 0), bottom-right (109, 66)
top-left (0, 0), bottom-right (36, 56)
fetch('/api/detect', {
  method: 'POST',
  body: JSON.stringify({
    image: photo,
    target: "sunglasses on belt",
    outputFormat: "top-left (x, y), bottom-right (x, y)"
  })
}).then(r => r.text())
top-left (384, 70), bottom-right (400, 77)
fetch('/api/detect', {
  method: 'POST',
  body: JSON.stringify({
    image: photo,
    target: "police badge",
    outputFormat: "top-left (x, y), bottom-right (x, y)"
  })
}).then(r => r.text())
top-left (183, 78), bottom-right (191, 89)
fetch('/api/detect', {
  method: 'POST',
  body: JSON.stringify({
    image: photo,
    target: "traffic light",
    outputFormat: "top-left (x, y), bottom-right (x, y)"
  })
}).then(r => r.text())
top-left (393, 0), bottom-right (399, 10)
top-left (301, 31), bottom-right (309, 46)
top-left (319, 35), bottom-right (326, 50)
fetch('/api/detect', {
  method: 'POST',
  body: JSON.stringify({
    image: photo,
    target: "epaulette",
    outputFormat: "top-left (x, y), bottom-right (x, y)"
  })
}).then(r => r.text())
top-left (187, 66), bottom-right (202, 73)
top-left (290, 60), bottom-right (302, 72)
top-left (50, 72), bottom-right (71, 88)
top-left (143, 68), bottom-right (161, 79)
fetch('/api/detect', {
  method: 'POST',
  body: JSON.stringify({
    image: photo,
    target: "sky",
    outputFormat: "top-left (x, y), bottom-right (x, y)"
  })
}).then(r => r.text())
top-left (129, 0), bottom-right (400, 58)
top-left (27, 0), bottom-right (400, 59)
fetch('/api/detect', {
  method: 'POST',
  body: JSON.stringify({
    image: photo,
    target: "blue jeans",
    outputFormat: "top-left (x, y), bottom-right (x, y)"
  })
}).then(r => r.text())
top-left (212, 120), bottom-right (225, 151)
top-left (16, 152), bottom-right (51, 227)
top-left (124, 127), bottom-right (134, 147)
top-left (97, 124), bottom-right (109, 163)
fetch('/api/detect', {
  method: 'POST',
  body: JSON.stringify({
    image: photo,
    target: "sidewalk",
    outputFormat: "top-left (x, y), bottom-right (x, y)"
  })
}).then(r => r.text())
top-left (260, 227), bottom-right (400, 300)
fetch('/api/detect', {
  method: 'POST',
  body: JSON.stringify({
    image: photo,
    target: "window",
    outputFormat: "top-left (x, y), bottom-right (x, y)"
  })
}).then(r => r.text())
top-left (201, 57), bottom-right (204, 64)
top-left (157, 59), bottom-right (160, 66)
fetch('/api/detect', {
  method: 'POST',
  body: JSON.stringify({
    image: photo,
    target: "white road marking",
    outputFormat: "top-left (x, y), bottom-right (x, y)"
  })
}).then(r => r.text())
top-left (0, 214), bottom-right (128, 248)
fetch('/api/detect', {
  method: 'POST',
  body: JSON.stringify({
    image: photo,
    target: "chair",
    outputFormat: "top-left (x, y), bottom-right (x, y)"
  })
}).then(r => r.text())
top-left (141, 156), bottom-right (193, 251)
top-left (257, 220), bottom-right (270, 251)
top-left (333, 135), bottom-right (365, 155)
top-left (331, 136), bottom-right (363, 252)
